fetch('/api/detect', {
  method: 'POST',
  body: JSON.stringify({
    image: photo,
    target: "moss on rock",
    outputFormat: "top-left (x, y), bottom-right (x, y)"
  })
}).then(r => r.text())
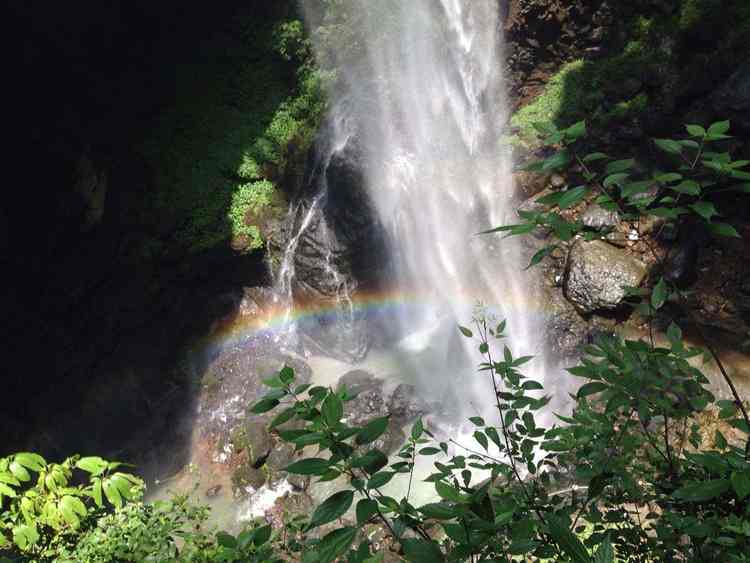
top-left (511, 0), bottom-right (750, 146)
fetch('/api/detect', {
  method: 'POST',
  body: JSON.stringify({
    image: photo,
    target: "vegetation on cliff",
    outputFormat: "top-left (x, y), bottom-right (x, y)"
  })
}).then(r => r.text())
top-left (137, 11), bottom-right (325, 256)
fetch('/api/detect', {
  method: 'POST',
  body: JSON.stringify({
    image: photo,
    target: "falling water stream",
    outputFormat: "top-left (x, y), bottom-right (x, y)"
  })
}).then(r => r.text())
top-left (298, 0), bottom-right (545, 416)
top-left (163, 0), bottom-right (549, 525)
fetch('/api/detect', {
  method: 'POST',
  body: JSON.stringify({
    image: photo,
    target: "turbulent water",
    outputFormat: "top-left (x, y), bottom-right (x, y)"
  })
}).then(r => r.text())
top-left (294, 0), bottom-right (545, 419)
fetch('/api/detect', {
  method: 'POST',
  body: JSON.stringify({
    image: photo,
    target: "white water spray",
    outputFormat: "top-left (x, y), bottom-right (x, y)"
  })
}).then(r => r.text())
top-left (302, 0), bottom-right (545, 421)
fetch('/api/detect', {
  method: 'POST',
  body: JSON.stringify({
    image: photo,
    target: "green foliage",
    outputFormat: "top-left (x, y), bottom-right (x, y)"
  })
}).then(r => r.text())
top-left (0, 452), bottom-right (141, 561)
top-left (60, 495), bottom-right (277, 563)
top-left (500, 119), bottom-right (746, 256)
top-left (136, 13), bottom-right (326, 256)
top-left (240, 311), bottom-right (748, 561)
top-left (511, 0), bottom-right (750, 146)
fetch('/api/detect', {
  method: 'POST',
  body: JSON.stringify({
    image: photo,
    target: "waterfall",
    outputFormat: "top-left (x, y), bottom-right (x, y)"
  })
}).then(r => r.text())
top-left (298, 0), bottom-right (545, 421)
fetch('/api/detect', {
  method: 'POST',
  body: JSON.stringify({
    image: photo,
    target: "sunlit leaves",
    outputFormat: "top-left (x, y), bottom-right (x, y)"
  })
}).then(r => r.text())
top-left (308, 490), bottom-right (353, 529)
top-left (654, 138), bottom-right (683, 154)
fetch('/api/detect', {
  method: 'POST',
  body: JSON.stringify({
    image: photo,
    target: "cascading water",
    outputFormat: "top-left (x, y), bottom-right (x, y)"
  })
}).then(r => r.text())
top-left (301, 0), bottom-right (546, 421)
top-left (167, 0), bottom-right (550, 526)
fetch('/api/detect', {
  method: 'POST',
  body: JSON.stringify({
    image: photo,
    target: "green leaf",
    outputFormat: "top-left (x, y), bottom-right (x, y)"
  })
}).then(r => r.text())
top-left (603, 173), bottom-right (630, 187)
top-left (91, 478), bottom-right (103, 507)
top-left (9, 462), bottom-right (30, 482)
top-left (436, 481), bottom-right (465, 502)
top-left (669, 180), bottom-right (701, 195)
top-left (708, 120), bottom-right (730, 136)
top-left (103, 477), bottom-right (123, 508)
top-left (542, 150), bottom-right (571, 172)
top-left (351, 450), bottom-right (388, 474)
top-left (419, 502), bottom-right (457, 520)
top-left (411, 417), bottom-right (424, 441)
top-left (253, 525), bottom-right (273, 547)
top-left (577, 382), bottom-right (608, 398)
top-left (285, 458), bottom-right (332, 476)
top-left (654, 138), bottom-right (683, 155)
top-left (250, 397), bottom-right (280, 414)
top-left (526, 245), bottom-right (557, 270)
top-left (558, 186), bottom-right (588, 210)
top-left (730, 471), bottom-right (750, 500)
top-left (583, 152), bottom-right (609, 163)
top-left (402, 538), bottom-right (445, 562)
top-left (708, 222), bottom-right (740, 238)
top-left (262, 375), bottom-right (285, 388)
top-left (548, 516), bottom-right (591, 563)
top-left (12, 524), bottom-right (39, 550)
top-left (356, 416), bottom-right (390, 445)
top-left (686, 124), bottom-right (707, 137)
top-left (356, 499), bottom-right (379, 525)
top-left (565, 120), bottom-right (587, 140)
top-left (474, 431), bottom-right (489, 451)
top-left (458, 325), bottom-right (473, 338)
top-left (367, 471), bottom-right (394, 489)
top-left (76, 456), bottom-right (108, 476)
top-left (593, 536), bottom-right (614, 563)
top-left (322, 392), bottom-right (344, 426)
top-left (0, 483), bottom-right (17, 498)
top-left (621, 180), bottom-right (653, 199)
top-left (279, 366), bottom-right (295, 384)
top-left (309, 490), bottom-right (354, 529)
top-left (690, 201), bottom-right (719, 221)
top-left (649, 206), bottom-right (687, 219)
top-left (216, 531), bottom-right (237, 549)
top-left (270, 407), bottom-right (297, 428)
top-left (679, 139), bottom-right (701, 149)
top-left (673, 479), bottom-right (730, 501)
top-left (485, 427), bottom-right (502, 449)
top-left (13, 453), bottom-right (44, 472)
top-left (605, 159), bottom-right (635, 174)
top-left (0, 472), bottom-right (20, 487)
top-left (654, 172), bottom-right (682, 184)
top-left (469, 416), bottom-right (485, 427)
top-left (317, 527), bottom-right (357, 563)
top-left (651, 278), bottom-right (668, 310)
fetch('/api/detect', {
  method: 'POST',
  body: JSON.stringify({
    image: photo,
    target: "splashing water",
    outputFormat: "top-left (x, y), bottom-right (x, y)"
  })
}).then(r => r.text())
top-left (301, 0), bottom-right (546, 422)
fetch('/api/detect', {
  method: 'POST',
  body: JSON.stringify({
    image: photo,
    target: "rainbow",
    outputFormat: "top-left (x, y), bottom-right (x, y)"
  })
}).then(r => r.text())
top-left (198, 287), bottom-right (545, 354)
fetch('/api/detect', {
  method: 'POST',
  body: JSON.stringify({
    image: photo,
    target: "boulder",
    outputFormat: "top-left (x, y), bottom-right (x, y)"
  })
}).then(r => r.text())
top-left (242, 420), bottom-right (273, 466)
top-left (581, 204), bottom-right (619, 230)
top-left (564, 240), bottom-right (647, 313)
top-left (337, 371), bottom-right (388, 426)
top-left (388, 384), bottom-right (429, 423)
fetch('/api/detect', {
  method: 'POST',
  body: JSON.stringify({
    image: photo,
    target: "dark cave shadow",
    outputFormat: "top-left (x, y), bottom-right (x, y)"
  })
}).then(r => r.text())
top-left (1, 0), bottom-right (307, 483)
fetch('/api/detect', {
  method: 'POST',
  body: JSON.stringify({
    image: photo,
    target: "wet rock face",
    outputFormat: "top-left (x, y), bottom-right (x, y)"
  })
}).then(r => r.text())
top-left (336, 371), bottom-right (432, 455)
top-left (269, 134), bottom-right (390, 362)
top-left (195, 342), bottom-right (312, 456)
top-left (338, 370), bottom-right (389, 426)
top-left (564, 240), bottom-right (648, 314)
top-left (388, 384), bottom-right (429, 422)
top-left (504, 0), bottom-right (613, 106)
top-left (274, 134), bottom-right (390, 304)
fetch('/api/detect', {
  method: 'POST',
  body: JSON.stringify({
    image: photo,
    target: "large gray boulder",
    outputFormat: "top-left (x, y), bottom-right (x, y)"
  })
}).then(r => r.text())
top-left (564, 240), bottom-right (647, 314)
